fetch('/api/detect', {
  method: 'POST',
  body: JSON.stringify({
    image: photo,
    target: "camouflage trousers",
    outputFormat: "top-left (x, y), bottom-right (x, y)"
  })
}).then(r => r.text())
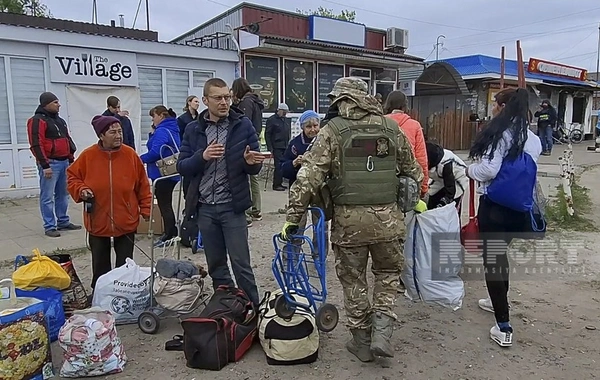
top-left (333, 241), bottom-right (401, 329)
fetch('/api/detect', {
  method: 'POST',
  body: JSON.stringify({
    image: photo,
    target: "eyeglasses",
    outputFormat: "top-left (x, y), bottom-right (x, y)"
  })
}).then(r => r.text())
top-left (208, 95), bottom-right (232, 102)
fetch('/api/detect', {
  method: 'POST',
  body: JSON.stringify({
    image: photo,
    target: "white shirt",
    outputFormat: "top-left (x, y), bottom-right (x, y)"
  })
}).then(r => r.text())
top-left (468, 129), bottom-right (542, 194)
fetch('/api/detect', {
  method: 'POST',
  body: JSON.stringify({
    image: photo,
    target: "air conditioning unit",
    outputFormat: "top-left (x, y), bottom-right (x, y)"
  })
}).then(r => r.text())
top-left (386, 27), bottom-right (409, 49)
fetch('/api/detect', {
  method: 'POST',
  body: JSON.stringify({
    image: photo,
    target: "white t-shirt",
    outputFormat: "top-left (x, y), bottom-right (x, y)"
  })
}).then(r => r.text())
top-left (468, 129), bottom-right (542, 194)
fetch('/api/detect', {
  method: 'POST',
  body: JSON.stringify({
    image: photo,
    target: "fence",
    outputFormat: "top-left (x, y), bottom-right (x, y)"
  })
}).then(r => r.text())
top-left (410, 109), bottom-right (480, 150)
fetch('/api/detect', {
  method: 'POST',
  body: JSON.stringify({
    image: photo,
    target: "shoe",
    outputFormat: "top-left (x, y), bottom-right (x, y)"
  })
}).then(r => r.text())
top-left (272, 186), bottom-right (286, 191)
top-left (490, 324), bottom-right (513, 347)
top-left (58, 223), bottom-right (82, 231)
top-left (478, 297), bottom-right (512, 313)
top-left (247, 219), bottom-right (253, 227)
top-left (370, 312), bottom-right (394, 358)
top-left (45, 229), bottom-right (61, 238)
top-left (250, 211), bottom-right (262, 221)
top-left (397, 278), bottom-right (406, 293)
top-left (346, 329), bottom-right (374, 362)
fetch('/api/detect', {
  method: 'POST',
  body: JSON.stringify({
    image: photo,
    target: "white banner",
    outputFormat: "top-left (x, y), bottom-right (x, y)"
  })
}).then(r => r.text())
top-left (49, 45), bottom-right (138, 86)
top-left (64, 85), bottom-right (142, 157)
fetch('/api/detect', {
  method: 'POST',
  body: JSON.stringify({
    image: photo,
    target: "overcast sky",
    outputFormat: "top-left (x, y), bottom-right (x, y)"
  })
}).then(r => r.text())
top-left (43, 0), bottom-right (600, 71)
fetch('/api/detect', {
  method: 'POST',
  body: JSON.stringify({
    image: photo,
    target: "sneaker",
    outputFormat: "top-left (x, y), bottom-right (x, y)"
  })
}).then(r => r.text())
top-left (58, 223), bottom-right (82, 231)
top-left (45, 229), bottom-right (61, 238)
top-left (250, 211), bottom-right (262, 221)
top-left (490, 324), bottom-right (513, 347)
top-left (478, 297), bottom-right (512, 313)
top-left (247, 219), bottom-right (253, 227)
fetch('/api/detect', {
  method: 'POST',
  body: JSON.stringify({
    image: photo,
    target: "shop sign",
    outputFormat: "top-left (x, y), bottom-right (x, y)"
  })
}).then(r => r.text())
top-left (528, 58), bottom-right (587, 81)
top-left (49, 45), bottom-right (138, 86)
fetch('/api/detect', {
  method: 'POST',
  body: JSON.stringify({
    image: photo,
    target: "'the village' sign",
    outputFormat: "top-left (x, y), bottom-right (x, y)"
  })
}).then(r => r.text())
top-left (527, 58), bottom-right (587, 81)
top-left (48, 45), bottom-right (138, 86)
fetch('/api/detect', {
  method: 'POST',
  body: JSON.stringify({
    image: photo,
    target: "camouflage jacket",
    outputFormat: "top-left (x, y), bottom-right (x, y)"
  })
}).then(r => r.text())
top-left (286, 97), bottom-right (424, 246)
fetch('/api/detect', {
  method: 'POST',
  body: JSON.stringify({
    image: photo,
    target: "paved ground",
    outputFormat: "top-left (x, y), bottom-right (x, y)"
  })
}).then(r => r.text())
top-left (1, 142), bottom-right (599, 379)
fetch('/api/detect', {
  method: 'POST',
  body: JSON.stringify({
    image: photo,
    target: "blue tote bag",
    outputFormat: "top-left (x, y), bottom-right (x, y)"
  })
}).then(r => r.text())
top-left (487, 151), bottom-right (537, 213)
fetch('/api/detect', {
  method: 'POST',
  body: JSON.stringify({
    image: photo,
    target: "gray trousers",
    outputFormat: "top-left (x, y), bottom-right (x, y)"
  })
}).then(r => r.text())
top-left (198, 202), bottom-right (260, 305)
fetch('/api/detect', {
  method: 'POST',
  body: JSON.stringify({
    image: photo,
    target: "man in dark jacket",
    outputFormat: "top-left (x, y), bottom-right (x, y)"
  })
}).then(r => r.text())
top-left (27, 92), bottom-right (81, 237)
top-left (534, 99), bottom-right (557, 156)
top-left (176, 78), bottom-right (265, 306)
top-left (265, 103), bottom-right (290, 191)
top-left (102, 95), bottom-right (135, 150)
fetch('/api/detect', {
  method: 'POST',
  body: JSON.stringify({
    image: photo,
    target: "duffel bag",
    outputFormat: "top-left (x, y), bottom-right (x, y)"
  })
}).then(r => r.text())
top-left (258, 289), bottom-right (319, 365)
top-left (182, 285), bottom-right (257, 371)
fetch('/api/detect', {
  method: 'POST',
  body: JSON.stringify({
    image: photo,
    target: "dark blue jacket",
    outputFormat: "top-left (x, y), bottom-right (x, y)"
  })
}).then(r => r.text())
top-left (102, 109), bottom-right (135, 150)
top-left (177, 110), bottom-right (197, 140)
top-left (140, 117), bottom-right (181, 182)
top-left (281, 132), bottom-right (313, 187)
top-left (176, 108), bottom-right (262, 214)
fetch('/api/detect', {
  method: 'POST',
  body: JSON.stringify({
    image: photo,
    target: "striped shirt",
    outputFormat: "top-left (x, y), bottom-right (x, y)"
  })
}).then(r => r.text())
top-left (198, 118), bottom-right (232, 204)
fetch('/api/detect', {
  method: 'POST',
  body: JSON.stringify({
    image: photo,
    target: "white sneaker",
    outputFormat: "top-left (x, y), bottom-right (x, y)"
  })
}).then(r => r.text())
top-left (490, 325), bottom-right (513, 347)
top-left (478, 297), bottom-right (511, 313)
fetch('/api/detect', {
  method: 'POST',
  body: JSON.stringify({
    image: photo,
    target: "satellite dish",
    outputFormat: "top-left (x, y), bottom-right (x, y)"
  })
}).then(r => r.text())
top-left (246, 23), bottom-right (260, 34)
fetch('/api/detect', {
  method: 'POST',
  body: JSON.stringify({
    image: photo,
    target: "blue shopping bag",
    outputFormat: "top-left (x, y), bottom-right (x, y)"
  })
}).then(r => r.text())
top-left (15, 287), bottom-right (65, 342)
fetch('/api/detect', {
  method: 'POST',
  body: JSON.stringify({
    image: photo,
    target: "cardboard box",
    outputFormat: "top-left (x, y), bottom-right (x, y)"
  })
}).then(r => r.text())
top-left (137, 200), bottom-right (163, 235)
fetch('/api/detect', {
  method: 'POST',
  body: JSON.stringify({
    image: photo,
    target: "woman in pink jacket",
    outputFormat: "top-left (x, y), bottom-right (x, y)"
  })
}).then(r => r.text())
top-left (384, 91), bottom-right (429, 197)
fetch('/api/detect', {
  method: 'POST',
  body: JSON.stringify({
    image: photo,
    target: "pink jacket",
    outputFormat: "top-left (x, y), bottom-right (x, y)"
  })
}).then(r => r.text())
top-left (386, 112), bottom-right (429, 196)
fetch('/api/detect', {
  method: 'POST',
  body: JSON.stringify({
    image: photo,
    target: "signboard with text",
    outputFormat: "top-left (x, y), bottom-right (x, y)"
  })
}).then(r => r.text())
top-left (527, 58), bottom-right (587, 81)
top-left (49, 45), bottom-right (138, 86)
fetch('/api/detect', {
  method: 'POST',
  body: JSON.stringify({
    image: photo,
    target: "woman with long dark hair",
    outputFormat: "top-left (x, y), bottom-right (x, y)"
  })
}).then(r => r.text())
top-left (466, 88), bottom-right (542, 347)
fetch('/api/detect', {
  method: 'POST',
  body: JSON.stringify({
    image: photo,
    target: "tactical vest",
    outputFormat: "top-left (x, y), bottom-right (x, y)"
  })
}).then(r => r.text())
top-left (326, 116), bottom-right (398, 206)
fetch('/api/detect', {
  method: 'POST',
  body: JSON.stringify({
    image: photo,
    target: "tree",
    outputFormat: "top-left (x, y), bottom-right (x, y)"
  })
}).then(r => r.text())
top-left (0, 0), bottom-right (51, 17)
top-left (296, 7), bottom-right (356, 22)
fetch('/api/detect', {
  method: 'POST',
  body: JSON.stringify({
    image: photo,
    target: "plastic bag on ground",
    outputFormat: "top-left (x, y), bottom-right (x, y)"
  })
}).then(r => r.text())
top-left (58, 307), bottom-right (127, 377)
top-left (401, 203), bottom-right (465, 310)
top-left (91, 258), bottom-right (151, 324)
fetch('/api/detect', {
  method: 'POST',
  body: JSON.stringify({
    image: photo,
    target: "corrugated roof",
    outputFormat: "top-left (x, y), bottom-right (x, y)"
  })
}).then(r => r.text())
top-left (0, 12), bottom-right (158, 41)
top-left (437, 55), bottom-right (597, 88)
top-left (263, 35), bottom-right (424, 62)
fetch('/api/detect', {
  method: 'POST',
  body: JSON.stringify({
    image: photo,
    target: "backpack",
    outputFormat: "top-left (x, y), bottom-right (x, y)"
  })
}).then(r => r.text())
top-left (181, 286), bottom-right (257, 371)
top-left (487, 151), bottom-right (537, 212)
top-left (258, 290), bottom-right (319, 365)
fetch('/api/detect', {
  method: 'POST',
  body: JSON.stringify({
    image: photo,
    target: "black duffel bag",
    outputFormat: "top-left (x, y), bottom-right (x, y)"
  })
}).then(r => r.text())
top-left (182, 285), bottom-right (258, 371)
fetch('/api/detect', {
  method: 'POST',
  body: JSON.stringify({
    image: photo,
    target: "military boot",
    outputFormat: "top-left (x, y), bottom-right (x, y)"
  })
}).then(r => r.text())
top-left (346, 329), bottom-right (374, 362)
top-left (370, 312), bottom-right (394, 358)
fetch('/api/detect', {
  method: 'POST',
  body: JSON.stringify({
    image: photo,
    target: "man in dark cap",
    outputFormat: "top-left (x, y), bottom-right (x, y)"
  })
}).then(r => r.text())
top-left (27, 91), bottom-right (81, 237)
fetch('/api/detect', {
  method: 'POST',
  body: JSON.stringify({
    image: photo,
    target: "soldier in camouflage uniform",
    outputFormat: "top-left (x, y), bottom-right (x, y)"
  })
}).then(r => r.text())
top-left (281, 77), bottom-right (423, 362)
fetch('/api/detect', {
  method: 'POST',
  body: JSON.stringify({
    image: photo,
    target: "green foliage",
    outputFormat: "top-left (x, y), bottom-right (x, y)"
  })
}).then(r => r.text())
top-left (296, 7), bottom-right (357, 22)
top-left (0, 0), bottom-right (51, 17)
top-left (545, 180), bottom-right (598, 231)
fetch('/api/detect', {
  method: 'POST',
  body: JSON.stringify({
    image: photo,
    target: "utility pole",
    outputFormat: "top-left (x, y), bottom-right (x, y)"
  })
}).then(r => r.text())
top-left (145, 0), bottom-right (150, 31)
top-left (435, 35), bottom-right (446, 61)
top-left (596, 22), bottom-right (600, 82)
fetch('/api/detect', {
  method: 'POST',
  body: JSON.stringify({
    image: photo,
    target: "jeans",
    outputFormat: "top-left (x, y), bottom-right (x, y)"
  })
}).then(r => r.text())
top-left (198, 202), bottom-right (259, 305)
top-left (272, 148), bottom-right (285, 188)
top-left (37, 159), bottom-right (70, 232)
top-left (538, 125), bottom-right (553, 152)
top-left (88, 232), bottom-right (135, 289)
top-left (155, 179), bottom-right (178, 238)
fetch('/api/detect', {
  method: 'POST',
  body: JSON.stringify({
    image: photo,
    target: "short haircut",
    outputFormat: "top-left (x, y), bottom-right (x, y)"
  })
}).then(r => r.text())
top-left (107, 95), bottom-right (120, 108)
top-left (203, 78), bottom-right (228, 97)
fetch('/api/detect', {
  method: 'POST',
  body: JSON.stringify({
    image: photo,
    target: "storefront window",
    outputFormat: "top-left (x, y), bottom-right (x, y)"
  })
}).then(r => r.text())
top-left (244, 55), bottom-right (279, 113)
top-left (166, 69), bottom-right (189, 111)
top-left (317, 63), bottom-right (344, 114)
top-left (284, 60), bottom-right (314, 113)
top-left (348, 67), bottom-right (372, 94)
top-left (138, 67), bottom-right (163, 137)
top-left (11, 58), bottom-right (45, 144)
top-left (0, 58), bottom-right (10, 144)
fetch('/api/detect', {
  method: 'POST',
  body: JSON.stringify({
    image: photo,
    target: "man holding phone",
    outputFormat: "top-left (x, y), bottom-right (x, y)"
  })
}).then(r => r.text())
top-left (176, 78), bottom-right (265, 306)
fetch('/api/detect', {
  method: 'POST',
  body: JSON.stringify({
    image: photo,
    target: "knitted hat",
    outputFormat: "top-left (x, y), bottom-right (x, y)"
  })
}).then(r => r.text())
top-left (39, 92), bottom-right (58, 107)
top-left (298, 110), bottom-right (320, 126)
top-left (91, 115), bottom-right (120, 137)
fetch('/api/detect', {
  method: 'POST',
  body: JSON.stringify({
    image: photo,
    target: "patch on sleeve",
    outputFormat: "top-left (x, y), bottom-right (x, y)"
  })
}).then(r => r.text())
top-left (291, 145), bottom-right (298, 156)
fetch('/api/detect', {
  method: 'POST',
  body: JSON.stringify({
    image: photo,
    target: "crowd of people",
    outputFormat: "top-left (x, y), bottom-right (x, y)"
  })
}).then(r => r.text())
top-left (26, 74), bottom-right (542, 360)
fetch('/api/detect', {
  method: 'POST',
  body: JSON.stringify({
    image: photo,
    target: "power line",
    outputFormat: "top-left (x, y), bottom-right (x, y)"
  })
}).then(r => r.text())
top-left (552, 30), bottom-right (596, 60)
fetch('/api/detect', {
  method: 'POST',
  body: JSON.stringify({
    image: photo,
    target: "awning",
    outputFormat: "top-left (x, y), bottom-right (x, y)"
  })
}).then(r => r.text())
top-left (416, 62), bottom-right (471, 96)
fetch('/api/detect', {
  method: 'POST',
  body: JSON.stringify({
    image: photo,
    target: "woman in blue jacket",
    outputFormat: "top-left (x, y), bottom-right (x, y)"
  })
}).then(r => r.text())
top-left (140, 105), bottom-right (181, 247)
top-left (281, 110), bottom-right (329, 256)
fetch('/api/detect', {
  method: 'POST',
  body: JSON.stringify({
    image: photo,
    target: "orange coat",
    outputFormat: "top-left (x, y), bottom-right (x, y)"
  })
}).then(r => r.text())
top-left (67, 143), bottom-right (152, 237)
top-left (386, 112), bottom-right (429, 196)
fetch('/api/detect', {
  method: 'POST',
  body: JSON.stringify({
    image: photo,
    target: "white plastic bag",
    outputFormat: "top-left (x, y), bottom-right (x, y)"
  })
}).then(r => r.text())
top-left (91, 258), bottom-right (151, 324)
top-left (58, 307), bottom-right (127, 377)
top-left (401, 203), bottom-right (465, 310)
